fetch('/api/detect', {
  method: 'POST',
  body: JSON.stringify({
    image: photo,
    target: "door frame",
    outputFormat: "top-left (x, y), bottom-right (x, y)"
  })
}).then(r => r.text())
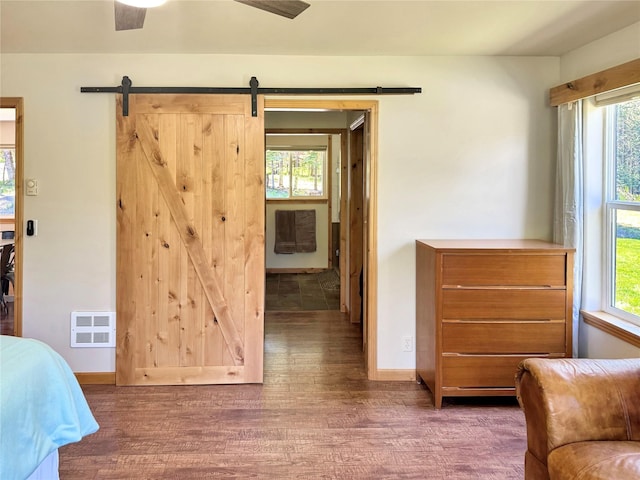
top-left (265, 98), bottom-right (379, 379)
top-left (0, 97), bottom-right (23, 337)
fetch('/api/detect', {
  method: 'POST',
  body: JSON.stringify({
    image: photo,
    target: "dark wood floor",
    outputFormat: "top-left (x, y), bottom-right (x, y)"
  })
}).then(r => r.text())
top-left (1, 300), bottom-right (14, 335)
top-left (59, 310), bottom-right (526, 479)
top-left (266, 271), bottom-right (340, 311)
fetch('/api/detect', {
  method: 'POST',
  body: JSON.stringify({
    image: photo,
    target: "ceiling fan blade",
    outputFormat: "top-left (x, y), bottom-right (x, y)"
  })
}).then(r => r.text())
top-left (234, 0), bottom-right (310, 19)
top-left (114, 2), bottom-right (147, 31)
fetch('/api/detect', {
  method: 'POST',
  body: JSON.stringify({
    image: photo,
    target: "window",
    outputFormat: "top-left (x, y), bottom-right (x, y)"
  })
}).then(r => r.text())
top-left (604, 98), bottom-right (640, 322)
top-left (0, 145), bottom-right (15, 217)
top-left (266, 148), bottom-right (326, 200)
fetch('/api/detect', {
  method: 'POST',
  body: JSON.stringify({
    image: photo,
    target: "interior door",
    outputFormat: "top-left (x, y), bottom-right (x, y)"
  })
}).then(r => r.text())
top-left (116, 93), bottom-right (265, 386)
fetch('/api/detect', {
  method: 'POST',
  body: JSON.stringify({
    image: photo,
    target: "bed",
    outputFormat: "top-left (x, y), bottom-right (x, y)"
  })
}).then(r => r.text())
top-left (0, 335), bottom-right (99, 480)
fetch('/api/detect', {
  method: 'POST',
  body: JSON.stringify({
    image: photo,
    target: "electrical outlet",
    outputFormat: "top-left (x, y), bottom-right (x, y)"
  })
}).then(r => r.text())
top-left (402, 335), bottom-right (413, 352)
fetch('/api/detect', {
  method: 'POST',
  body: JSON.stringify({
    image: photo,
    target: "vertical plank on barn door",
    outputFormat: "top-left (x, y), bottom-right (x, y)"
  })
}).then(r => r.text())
top-left (116, 94), bottom-right (265, 386)
top-left (156, 114), bottom-right (180, 368)
top-left (178, 113), bottom-right (203, 367)
top-left (204, 114), bottom-right (227, 366)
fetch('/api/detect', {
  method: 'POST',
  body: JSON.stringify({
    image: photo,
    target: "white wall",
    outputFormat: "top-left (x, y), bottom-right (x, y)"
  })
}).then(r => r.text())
top-left (1, 53), bottom-right (560, 372)
top-left (560, 22), bottom-right (640, 82)
top-left (560, 21), bottom-right (640, 358)
top-left (266, 111), bottom-right (348, 129)
top-left (265, 203), bottom-right (329, 269)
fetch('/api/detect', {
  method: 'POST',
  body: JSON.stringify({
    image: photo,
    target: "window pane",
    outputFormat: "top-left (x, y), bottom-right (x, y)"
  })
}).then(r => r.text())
top-left (265, 149), bottom-right (326, 199)
top-left (291, 150), bottom-right (324, 197)
top-left (614, 99), bottom-right (640, 201)
top-left (266, 151), bottom-right (291, 199)
top-left (608, 98), bottom-right (640, 321)
top-left (0, 148), bottom-right (15, 216)
top-left (613, 209), bottom-right (640, 317)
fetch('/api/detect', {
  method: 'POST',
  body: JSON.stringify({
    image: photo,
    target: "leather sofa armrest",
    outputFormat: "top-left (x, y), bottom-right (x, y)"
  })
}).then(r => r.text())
top-left (516, 358), bottom-right (640, 458)
top-left (516, 362), bottom-right (551, 474)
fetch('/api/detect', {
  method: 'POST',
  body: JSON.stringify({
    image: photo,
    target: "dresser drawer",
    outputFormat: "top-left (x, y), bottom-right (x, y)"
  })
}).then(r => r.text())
top-left (442, 289), bottom-right (566, 320)
top-left (442, 253), bottom-right (567, 287)
top-left (442, 321), bottom-right (566, 354)
top-left (442, 354), bottom-right (550, 388)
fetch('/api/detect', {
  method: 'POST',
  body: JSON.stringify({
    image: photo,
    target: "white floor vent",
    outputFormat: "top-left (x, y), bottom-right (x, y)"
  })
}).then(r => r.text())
top-left (70, 312), bottom-right (116, 348)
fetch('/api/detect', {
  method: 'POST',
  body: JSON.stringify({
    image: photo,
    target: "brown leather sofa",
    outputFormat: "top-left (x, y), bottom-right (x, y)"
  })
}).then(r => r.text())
top-left (515, 358), bottom-right (640, 480)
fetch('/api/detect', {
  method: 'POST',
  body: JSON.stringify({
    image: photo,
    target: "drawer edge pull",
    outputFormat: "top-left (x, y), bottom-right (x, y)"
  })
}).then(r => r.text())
top-left (442, 319), bottom-right (563, 323)
top-left (443, 285), bottom-right (566, 290)
top-left (450, 387), bottom-right (515, 390)
top-left (443, 352), bottom-right (562, 356)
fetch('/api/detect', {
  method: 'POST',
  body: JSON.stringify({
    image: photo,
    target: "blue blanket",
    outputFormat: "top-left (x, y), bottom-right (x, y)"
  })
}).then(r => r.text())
top-left (0, 335), bottom-right (99, 480)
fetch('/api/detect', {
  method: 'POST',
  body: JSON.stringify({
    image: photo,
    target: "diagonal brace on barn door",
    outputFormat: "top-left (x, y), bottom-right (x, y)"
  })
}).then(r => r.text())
top-left (135, 117), bottom-right (245, 366)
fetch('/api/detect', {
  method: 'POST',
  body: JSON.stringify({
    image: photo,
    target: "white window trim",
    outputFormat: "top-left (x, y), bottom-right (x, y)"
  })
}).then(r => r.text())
top-left (583, 98), bottom-right (640, 327)
top-left (604, 205), bottom-right (640, 325)
top-left (594, 83), bottom-right (640, 107)
top-left (582, 98), bottom-right (605, 315)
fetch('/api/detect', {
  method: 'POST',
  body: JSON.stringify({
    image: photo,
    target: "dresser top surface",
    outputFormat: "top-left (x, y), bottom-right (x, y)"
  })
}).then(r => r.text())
top-left (416, 239), bottom-right (574, 252)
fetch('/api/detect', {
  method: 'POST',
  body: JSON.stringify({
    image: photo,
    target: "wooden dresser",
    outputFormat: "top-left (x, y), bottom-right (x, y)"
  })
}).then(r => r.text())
top-left (415, 239), bottom-right (574, 408)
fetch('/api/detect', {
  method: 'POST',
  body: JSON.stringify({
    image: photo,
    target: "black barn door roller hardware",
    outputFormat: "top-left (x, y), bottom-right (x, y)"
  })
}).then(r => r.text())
top-left (81, 76), bottom-right (422, 117)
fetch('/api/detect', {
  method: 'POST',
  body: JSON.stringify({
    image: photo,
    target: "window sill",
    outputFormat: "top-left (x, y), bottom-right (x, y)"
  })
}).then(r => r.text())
top-left (267, 198), bottom-right (328, 204)
top-left (581, 310), bottom-right (640, 348)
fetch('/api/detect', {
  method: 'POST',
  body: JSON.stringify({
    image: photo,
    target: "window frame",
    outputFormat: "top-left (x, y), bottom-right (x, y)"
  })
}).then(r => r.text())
top-left (557, 60), bottom-right (640, 345)
top-left (265, 146), bottom-right (328, 201)
top-left (602, 101), bottom-right (640, 325)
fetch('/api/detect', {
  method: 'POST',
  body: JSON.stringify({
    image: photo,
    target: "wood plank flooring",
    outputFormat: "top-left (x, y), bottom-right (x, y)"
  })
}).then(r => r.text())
top-left (59, 310), bottom-right (526, 479)
top-left (1, 299), bottom-right (14, 335)
top-left (266, 271), bottom-right (341, 311)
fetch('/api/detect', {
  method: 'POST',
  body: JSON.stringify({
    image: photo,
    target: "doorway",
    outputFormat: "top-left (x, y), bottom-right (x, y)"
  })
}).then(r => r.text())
top-left (0, 98), bottom-right (23, 337)
top-left (264, 99), bottom-right (379, 379)
top-left (264, 127), bottom-right (345, 313)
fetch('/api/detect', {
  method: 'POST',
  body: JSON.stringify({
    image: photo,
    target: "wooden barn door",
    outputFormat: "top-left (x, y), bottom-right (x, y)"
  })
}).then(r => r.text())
top-left (115, 94), bottom-right (264, 386)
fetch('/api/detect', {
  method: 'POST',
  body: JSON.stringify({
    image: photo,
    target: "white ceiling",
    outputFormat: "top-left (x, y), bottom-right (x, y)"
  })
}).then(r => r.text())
top-left (1, 0), bottom-right (639, 56)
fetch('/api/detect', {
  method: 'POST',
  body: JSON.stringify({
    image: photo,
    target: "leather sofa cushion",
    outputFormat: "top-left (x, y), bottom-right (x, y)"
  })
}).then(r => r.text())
top-left (548, 441), bottom-right (640, 480)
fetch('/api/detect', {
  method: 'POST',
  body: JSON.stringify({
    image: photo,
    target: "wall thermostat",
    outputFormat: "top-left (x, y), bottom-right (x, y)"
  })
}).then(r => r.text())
top-left (26, 178), bottom-right (38, 196)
